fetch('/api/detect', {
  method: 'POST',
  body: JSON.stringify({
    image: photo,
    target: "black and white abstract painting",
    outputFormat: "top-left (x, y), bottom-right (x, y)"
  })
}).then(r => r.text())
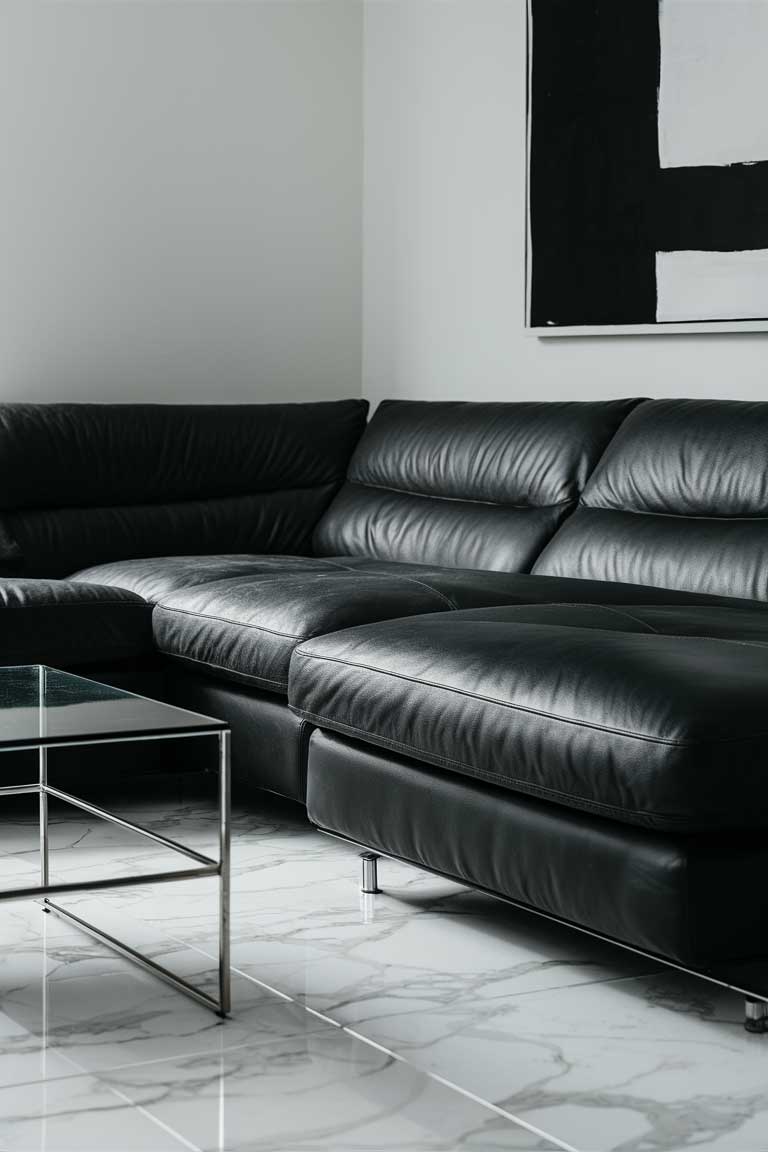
top-left (526, 0), bottom-right (768, 335)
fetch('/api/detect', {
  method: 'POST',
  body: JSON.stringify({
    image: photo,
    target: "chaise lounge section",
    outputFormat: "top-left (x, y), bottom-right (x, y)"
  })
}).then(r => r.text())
top-left (297, 600), bottom-right (768, 969)
top-left (294, 398), bottom-right (768, 997)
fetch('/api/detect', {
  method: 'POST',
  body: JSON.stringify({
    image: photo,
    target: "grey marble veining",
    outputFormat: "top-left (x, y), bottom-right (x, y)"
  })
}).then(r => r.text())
top-left (95, 1028), bottom-right (559, 1152)
top-left (0, 784), bottom-right (764, 1150)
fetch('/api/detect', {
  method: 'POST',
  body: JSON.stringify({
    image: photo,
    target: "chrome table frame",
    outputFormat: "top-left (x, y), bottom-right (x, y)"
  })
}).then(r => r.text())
top-left (7, 724), bottom-right (231, 1018)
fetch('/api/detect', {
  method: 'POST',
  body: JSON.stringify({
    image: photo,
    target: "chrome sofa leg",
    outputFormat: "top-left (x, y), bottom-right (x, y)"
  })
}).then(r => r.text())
top-left (360, 851), bottom-right (381, 894)
top-left (745, 998), bottom-right (768, 1033)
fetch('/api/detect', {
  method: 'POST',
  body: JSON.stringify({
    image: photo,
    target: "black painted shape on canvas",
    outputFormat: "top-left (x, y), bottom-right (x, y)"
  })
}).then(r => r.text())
top-left (530, 2), bottom-right (768, 327)
top-left (654, 162), bottom-right (768, 253)
top-left (528, 0), bottom-right (661, 328)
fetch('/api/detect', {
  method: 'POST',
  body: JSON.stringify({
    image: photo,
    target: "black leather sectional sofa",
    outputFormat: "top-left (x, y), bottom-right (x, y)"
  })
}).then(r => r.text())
top-left (6, 395), bottom-right (768, 1017)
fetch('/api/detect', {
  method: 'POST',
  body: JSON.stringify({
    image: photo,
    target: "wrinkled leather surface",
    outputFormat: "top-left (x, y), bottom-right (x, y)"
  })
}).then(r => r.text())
top-left (315, 485), bottom-right (570, 574)
top-left (314, 399), bottom-right (641, 570)
top-left (0, 401), bottom-right (368, 509)
top-left (325, 560), bottom-right (747, 610)
top-left (574, 398), bottom-right (768, 516)
top-left (0, 400), bottom-right (367, 577)
top-left (13, 490), bottom-right (342, 581)
top-left (148, 559), bottom-right (742, 696)
top-left (0, 579), bottom-right (152, 667)
top-left (307, 730), bottom-right (768, 965)
top-left (75, 552), bottom-right (748, 608)
top-left (291, 602), bottom-right (768, 831)
top-left (534, 506), bottom-right (768, 601)
top-left (153, 566), bottom-right (453, 694)
top-left (536, 399), bottom-right (768, 599)
top-left (72, 555), bottom-right (344, 603)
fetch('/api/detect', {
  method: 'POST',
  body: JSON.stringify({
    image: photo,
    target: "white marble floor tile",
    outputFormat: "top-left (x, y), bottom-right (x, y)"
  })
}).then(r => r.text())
top-left (59, 796), bottom-right (768, 1152)
top-left (1, 787), bottom-right (767, 1150)
top-left (94, 1026), bottom-right (560, 1151)
top-left (336, 969), bottom-right (768, 1152)
top-left (0, 1071), bottom-right (195, 1151)
top-left (0, 902), bottom-right (331, 1080)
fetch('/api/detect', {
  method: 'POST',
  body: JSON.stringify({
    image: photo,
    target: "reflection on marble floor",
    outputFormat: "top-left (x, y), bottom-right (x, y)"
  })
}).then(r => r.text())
top-left (0, 781), bottom-right (765, 1150)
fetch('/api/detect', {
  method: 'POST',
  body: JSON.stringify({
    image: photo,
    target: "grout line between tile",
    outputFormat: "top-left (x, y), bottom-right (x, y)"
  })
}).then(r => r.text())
top-left (340, 1024), bottom-right (578, 1152)
top-left (497, 965), bottom-right (665, 999)
top-left (147, 926), bottom-right (577, 1152)
top-left (52, 1047), bottom-right (204, 1152)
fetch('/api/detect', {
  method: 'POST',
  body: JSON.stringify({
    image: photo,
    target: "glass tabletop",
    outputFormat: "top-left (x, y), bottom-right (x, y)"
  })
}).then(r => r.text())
top-left (0, 666), bottom-right (226, 750)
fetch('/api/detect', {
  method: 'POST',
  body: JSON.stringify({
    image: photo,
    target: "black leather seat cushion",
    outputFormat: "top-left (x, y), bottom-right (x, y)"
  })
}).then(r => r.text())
top-left (72, 555), bottom-right (347, 603)
top-left (290, 601), bottom-right (768, 832)
top-left (153, 564), bottom-right (452, 694)
top-left (75, 551), bottom-right (753, 608)
top-left (148, 561), bottom-right (744, 696)
top-left (0, 579), bottom-right (152, 667)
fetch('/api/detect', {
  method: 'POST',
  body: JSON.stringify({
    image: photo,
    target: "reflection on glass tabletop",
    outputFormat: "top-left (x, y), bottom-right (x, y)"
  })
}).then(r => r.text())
top-left (0, 665), bottom-right (225, 749)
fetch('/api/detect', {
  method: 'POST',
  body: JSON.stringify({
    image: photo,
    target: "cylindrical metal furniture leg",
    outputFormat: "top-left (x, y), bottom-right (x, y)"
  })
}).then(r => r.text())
top-left (39, 666), bottom-right (50, 893)
top-left (218, 730), bottom-right (232, 1018)
top-left (360, 851), bottom-right (381, 894)
top-left (39, 747), bottom-right (49, 889)
top-left (745, 998), bottom-right (768, 1033)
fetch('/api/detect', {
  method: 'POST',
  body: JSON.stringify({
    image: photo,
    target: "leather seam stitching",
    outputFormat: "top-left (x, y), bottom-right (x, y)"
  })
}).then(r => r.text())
top-left (163, 651), bottom-right (287, 691)
top-left (577, 605), bottom-right (660, 633)
top-left (374, 575), bottom-right (457, 610)
top-left (292, 649), bottom-right (754, 748)
top-left (318, 564), bottom-right (458, 609)
top-left (343, 478), bottom-right (576, 511)
top-left (294, 708), bottom-right (688, 826)
top-left (155, 604), bottom-right (304, 641)
top-left (155, 576), bottom-right (455, 625)
top-left (580, 503), bottom-right (768, 523)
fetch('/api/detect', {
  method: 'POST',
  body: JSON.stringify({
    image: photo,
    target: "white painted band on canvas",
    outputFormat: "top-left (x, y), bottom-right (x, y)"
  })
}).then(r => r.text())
top-left (658, 0), bottom-right (768, 169)
top-left (656, 249), bottom-right (768, 323)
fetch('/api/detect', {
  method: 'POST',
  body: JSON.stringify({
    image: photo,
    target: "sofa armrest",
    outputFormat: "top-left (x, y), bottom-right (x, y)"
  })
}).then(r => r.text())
top-left (0, 579), bottom-right (153, 669)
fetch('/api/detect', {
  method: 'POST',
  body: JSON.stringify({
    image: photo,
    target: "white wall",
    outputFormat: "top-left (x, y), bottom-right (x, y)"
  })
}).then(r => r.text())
top-left (362, 0), bottom-right (768, 406)
top-left (0, 0), bottom-right (362, 403)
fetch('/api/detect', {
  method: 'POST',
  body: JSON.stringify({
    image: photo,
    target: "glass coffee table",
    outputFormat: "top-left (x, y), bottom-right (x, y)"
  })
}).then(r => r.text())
top-left (0, 665), bottom-right (230, 1017)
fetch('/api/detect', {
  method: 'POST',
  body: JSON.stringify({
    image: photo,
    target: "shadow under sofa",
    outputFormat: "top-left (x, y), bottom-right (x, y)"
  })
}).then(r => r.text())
top-left (3, 395), bottom-right (768, 1020)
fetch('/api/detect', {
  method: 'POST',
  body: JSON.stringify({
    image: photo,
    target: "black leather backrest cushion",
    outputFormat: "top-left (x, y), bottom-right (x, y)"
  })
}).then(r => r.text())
top-left (313, 399), bottom-right (641, 572)
top-left (0, 401), bottom-right (368, 577)
top-left (535, 399), bottom-right (768, 600)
